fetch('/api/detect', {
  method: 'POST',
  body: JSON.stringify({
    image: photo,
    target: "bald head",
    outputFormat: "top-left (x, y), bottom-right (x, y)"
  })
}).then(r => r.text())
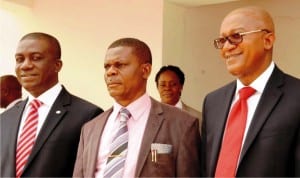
top-left (222, 6), bottom-right (275, 33)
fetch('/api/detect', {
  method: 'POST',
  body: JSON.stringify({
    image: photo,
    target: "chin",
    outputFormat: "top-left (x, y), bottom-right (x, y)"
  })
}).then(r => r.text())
top-left (22, 84), bottom-right (35, 91)
top-left (227, 65), bottom-right (242, 76)
top-left (109, 91), bottom-right (122, 98)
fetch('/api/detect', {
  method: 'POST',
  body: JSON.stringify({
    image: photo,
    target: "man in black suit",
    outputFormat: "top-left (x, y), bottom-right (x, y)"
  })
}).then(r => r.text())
top-left (202, 6), bottom-right (300, 177)
top-left (0, 32), bottom-right (103, 177)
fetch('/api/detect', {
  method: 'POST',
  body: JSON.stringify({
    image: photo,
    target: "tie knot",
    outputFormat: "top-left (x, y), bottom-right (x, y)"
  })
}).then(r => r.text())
top-left (119, 108), bottom-right (131, 122)
top-left (30, 99), bottom-right (42, 110)
top-left (239, 87), bottom-right (256, 100)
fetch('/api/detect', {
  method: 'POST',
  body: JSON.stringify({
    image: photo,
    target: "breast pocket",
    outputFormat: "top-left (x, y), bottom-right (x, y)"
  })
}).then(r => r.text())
top-left (146, 153), bottom-right (175, 177)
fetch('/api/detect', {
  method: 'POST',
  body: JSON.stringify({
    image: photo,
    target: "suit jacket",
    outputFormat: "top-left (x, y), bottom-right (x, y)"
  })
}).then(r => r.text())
top-left (201, 66), bottom-right (300, 177)
top-left (182, 102), bottom-right (202, 133)
top-left (73, 97), bottom-right (201, 177)
top-left (0, 86), bottom-right (103, 177)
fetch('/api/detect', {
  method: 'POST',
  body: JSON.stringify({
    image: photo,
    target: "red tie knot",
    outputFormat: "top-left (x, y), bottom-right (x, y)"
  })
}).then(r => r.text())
top-left (30, 99), bottom-right (42, 110)
top-left (239, 87), bottom-right (256, 100)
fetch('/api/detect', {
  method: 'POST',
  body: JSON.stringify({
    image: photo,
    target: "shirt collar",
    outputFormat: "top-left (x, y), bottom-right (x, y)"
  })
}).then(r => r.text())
top-left (113, 93), bottom-right (151, 121)
top-left (27, 83), bottom-right (62, 107)
top-left (175, 100), bottom-right (183, 109)
top-left (236, 61), bottom-right (275, 94)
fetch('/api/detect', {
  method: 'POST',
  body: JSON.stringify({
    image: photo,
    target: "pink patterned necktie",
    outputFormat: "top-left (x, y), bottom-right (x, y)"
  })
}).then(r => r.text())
top-left (215, 87), bottom-right (256, 177)
top-left (16, 99), bottom-right (42, 178)
top-left (104, 108), bottom-right (131, 178)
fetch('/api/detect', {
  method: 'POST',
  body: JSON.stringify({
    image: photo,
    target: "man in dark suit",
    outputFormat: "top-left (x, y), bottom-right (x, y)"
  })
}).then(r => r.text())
top-left (202, 6), bottom-right (300, 177)
top-left (73, 38), bottom-right (201, 177)
top-left (0, 32), bottom-right (103, 177)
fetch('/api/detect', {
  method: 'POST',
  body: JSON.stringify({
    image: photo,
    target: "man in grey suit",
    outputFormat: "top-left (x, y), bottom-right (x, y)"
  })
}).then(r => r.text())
top-left (73, 38), bottom-right (201, 177)
top-left (0, 32), bottom-right (103, 177)
top-left (202, 6), bottom-right (300, 177)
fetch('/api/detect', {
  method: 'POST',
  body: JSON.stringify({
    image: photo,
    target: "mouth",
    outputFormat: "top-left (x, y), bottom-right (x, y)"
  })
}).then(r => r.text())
top-left (20, 74), bottom-right (39, 80)
top-left (162, 93), bottom-right (173, 97)
top-left (107, 82), bottom-right (121, 88)
top-left (224, 53), bottom-right (241, 60)
top-left (224, 53), bottom-right (242, 65)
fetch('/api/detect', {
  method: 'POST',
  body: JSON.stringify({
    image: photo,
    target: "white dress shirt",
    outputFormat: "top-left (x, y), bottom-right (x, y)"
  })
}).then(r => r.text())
top-left (228, 62), bottom-right (275, 166)
top-left (17, 84), bottom-right (62, 141)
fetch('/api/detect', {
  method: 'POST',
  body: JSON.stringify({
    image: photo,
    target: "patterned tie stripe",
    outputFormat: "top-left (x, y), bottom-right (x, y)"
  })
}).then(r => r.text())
top-left (16, 99), bottom-right (42, 178)
top-left (104, 108), bottom-right (131, 178)
top-left (215, 87), bottom-right (256, 177)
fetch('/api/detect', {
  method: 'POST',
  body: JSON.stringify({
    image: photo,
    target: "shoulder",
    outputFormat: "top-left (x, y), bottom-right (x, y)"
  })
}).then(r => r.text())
top-left (82, 108), bottom-right (112, 128)
top-left (150, 98), bottom-right (198, 125)
top-left (205, 81), bottom-right (236, 99)
top-left (70, 94), bottom-right (99, 108)
top-left (281, 72), bottom-right (300, 88)
top-left (59, 87), bottom-right (103, 112)
top-left (267, 66), bottom-right (300, 96)
top-left (182, 102), bottom-right (201, 118)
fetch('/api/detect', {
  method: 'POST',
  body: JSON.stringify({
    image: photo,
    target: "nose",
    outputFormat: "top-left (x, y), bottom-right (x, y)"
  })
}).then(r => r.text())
top-left (161, 83), bottom-right (172, 91)
top-left (19, 58), bottom-right (34, 70)
top-left (222, 40), bottom-right (237, 51)
top-left (105, 65), bottom-right (118, 76)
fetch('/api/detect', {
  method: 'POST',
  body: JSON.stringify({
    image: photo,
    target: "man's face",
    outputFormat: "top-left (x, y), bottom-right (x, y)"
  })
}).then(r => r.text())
top-left (219, 11), bottom-right (271, 84)
top-left (104, 46), bottom-right (151, 106)
top-left (15, 38), bottom-right (62, 97)
top-left (157, 70), bottom-right (182, 106)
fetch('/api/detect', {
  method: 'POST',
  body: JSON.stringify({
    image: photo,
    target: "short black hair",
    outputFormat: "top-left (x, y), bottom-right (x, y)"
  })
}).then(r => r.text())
top-left (155, 65), bottom-right (185, 86)
top-left (20, 32), bottom-right (61, 59)
top-left (108, 37), bottom-right (152, 64)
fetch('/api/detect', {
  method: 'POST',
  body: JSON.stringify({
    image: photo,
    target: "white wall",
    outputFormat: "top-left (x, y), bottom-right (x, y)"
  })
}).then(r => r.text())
top-left (2, 0), bottom-right (299, 112)
top-left (1, 0), bottom-right (163, 110)
top-left (163, 0), bottom-right (300, 111)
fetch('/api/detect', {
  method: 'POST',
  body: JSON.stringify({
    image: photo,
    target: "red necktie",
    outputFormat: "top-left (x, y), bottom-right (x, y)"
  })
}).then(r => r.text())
top-left (215, 87), bottom-right (256, 177)
top-left (16, 99), bottom-right (42, 178)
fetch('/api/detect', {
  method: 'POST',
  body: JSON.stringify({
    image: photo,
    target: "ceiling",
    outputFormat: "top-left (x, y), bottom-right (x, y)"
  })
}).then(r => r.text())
top-left (166, 0), bottom-right (238, 7)
top-left (3, 0), bottom-right (238, 8)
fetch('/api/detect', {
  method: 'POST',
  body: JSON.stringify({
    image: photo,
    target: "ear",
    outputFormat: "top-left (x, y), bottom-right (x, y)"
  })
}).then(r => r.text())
top-left (179, 85), bottom-right (183, 92)
top-left (264, 32), bottom-right (275, 50)
top-left (55, 60), bottom-right (63, 72)
top-left (141, 63), bottom-right (152, 79)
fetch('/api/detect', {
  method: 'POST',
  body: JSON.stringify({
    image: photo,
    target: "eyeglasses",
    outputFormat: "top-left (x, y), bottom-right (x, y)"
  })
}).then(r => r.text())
top-left (214, 29), bottom-right (271, 49)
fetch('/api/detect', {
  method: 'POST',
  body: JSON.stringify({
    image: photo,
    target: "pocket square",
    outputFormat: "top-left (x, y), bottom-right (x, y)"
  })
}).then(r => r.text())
top-left (151, 143), bottom-right (172, 154)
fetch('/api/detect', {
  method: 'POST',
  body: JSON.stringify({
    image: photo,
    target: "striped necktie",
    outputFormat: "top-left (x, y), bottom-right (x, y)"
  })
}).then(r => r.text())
top-left (16, 99), bottom-right (42, 178)
top-left (104, 108), bottom-right (131, 178)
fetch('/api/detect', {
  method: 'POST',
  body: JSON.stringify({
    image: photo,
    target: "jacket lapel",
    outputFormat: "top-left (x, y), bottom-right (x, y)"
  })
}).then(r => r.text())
top-left (4, 100), bottom-right (27, 176)
top-left (9, 100), bottom-right (27, 148)
top-left (86, 109), bottom-right (112, 177)
top-left (135, 98), bottom-right (164, 176)
top-left (208, 82), bottom-right (236, 176)
top-left (239, 66), bottom-right (284, 162)
top-left (24, 87), bottom-right (69, 169)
